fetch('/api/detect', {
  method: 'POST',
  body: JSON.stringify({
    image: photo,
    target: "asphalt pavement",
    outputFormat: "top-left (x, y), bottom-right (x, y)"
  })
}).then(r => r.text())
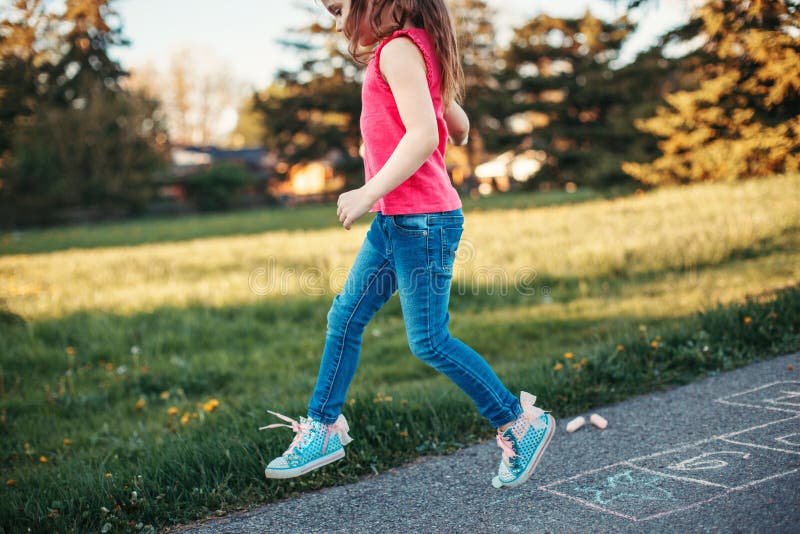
top-left (176, 350), bottom-right (800, 533)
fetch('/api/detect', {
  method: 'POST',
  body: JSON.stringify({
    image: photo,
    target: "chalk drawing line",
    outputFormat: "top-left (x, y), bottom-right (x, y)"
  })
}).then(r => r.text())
top-left (620, 413), bottom-right (800, 463)
top-left (714, 380), bottom-right (800, 414)
top-left (665, 450), bottom-right (751, 472)
top-left (535, 381), bottom-right (800, 522)
top-left (718, 437), bottom-right (800, 456)
top-left (538, 460), bottom-right (800, 522)
top-left (620, 461), bottom-right (730, 489)
top-left (572, 468), bottom-right (676, 505)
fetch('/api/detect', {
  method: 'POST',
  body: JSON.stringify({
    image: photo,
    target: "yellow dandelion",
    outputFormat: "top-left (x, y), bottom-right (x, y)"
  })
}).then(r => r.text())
top-left (65, 346), bottom-right (75, 356)
top-left (159, 391), bottom-right (170, 400)
top-left (616, 345), bottom-right (624, 351)
top-left (202, 399), bottom-right (220, 413)
top-left (655, 335), bottom-right (661, 341)
top-left (6, 479), bottom-right (14, 486)
top-left (580, 357), bottom-right (588, 365)
top-left (39, 455), bottom-right (47, 463)
top-left (167, 406), bottom-right (179, 416)
top-left (180, 412), bottom-right (190, 425)
top-left (553, 362), bottom-right (564, 371)
top-left (650, 340), bottom-right (659, 348)
top-left (573, 363), bottom-right (581, 369)
top-left (105, 473), bottom-right (112, 479)
top-left (743, 316), bottom-right (752, 324)
top-left (135, 399), bottom-right (146, 410)
top-left (564, 352), bottom-right (573, 360)
top-left (399, 430), bottom-right (409, 437)
top-left (24, 442), bottom-right (30, 450)
top-left (63, 438), bottom-right (72, 445)
top-left (373, 391), bottom-right (392, 403)
top-left (347, 399), bottom-right (356, 406)
top-left (639, 324), bottom-right (647, 331)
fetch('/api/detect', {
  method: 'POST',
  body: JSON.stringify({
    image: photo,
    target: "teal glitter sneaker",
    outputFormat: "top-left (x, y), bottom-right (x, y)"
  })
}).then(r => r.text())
top-left (492, 391), bottom-right (556, 488)
top-left (260, 410), bottom-right (353, 479)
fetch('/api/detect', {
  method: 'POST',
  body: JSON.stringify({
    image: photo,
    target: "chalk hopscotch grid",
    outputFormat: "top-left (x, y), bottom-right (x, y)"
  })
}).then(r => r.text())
top-left (529, 380), bottom-right (800, 522)
top-left (714, 380), bottom-right (800, 414)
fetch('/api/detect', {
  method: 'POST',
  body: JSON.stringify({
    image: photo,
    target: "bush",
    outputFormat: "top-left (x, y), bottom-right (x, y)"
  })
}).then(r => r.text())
top-left (184, 164), bottom-right (252, 212)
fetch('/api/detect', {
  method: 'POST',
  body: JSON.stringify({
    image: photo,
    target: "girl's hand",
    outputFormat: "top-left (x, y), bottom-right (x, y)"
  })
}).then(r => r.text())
top-left (336, 186), bottom-right (375, 230)
top-left (444, 100), bottom-right (469, 146)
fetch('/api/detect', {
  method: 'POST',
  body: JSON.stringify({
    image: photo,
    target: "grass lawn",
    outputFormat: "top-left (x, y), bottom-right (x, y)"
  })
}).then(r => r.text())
top-left (1, 173), bottom-right (798, 532)
top-left (0, 183), bottom-right (621, 256)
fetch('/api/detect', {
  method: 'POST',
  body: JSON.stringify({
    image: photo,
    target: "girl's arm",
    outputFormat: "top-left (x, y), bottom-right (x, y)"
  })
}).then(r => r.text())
top-left (444, 100), bottom-right (469, 146)
top-left (360, 37), bottom-right (441, 205)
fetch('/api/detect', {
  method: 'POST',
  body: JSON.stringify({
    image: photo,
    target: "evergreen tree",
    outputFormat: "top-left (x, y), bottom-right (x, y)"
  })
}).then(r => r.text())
top-left (0, 0), bottom-right (56, 157)
top-left (37, 0), bottom-right (130, 106)
top-left (252, 5), bottom-right (364, 188)
top-left (621, 0), bottom-right (800, 184)
top-left (0, 0), bottom-right (169, 227)
top-left (7, 81), bottom-right (168, 224)
top-left (497, 9), bottom-right (638, 188)
top-left (254, 1), bottom-right (505, 189)
top-left (448, 0), bottom-right (502, 174)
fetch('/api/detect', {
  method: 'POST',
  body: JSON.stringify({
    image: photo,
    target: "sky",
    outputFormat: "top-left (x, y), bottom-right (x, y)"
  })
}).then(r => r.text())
top-left (110, 0), bottom-right (702, 93)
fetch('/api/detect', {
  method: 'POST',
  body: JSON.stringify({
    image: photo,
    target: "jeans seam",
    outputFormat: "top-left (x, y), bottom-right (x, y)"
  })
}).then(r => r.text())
top-left (424, 271), bottom-right (508, 423)
top-left (318, 258), bottom-right (392, 417)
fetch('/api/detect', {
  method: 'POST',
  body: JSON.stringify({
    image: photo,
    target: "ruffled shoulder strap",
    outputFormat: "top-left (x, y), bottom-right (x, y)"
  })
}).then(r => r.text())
top-left (373, 27), bottom-right (438, 88)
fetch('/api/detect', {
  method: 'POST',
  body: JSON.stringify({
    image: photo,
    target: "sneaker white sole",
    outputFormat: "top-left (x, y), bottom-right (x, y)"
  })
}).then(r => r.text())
top-left (492, 414), bottom-right (556, 489)
top-left (264, 447), bottom-right (346, 479)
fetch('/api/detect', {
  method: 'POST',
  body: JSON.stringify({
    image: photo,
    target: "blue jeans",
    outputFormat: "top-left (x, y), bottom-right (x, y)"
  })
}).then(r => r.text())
top-left (307, 208), bottom-right (524, 429)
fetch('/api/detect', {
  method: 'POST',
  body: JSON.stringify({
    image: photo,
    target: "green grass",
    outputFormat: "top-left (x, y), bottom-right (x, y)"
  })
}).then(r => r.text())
top-left (0, 184), bottom-right (621, 256)
top-left (0, 173), bottom-right (798, 532)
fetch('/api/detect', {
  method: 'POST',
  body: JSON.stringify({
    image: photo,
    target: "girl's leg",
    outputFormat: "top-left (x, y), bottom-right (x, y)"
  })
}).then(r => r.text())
top-left (388, 209), bottom-right (523, 429)
top-left (307, 214), bottom-right (398, 424)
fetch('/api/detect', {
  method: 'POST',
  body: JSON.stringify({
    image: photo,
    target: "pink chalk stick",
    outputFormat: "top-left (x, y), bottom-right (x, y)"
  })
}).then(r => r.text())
top-left (566, 416), bottom-right (586, 433)
top-left (590, 413), bottom-right (608, 429)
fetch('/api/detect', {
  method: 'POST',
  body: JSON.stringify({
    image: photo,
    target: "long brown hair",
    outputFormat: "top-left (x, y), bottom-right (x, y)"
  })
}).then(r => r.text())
top-left (342, 0), bottom-right (465, 105)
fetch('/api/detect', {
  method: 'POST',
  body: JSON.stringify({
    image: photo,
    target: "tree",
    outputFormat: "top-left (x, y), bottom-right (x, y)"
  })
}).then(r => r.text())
top-left (254, 0), bottom-right (506, 188)
top-left (125, 47), bottom-right (248, 146)
top-left (0, 0), bottom-right (58, 157)
top-left (229, 96), bottom-right (267, 149)
top-left (4, 80), bottom-right (169, 225)
top-left (36, 0), bottom-right (130, 106)
top-left (0, 0), bottom-right (170, 227)
top-left (252, 4), bottom-right (364, 188)
top-left (497, 9), bottom-right (639, 188)
top-left (621, 0), bottom-right (800, 184)
top-left (447, 0), bottom-right (503, 174)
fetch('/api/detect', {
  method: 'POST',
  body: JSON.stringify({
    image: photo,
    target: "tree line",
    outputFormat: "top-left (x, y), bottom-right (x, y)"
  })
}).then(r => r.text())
top-left (256, 0), bottom-right (798, 191)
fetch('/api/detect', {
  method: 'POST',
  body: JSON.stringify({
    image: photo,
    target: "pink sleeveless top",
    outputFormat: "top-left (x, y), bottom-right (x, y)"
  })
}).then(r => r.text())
top-left (360, 27), bottom-right (462, 215)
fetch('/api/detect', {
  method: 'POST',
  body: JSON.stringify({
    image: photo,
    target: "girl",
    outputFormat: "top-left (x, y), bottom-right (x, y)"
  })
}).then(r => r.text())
top-left (260, 0), bottom-right (556, 489)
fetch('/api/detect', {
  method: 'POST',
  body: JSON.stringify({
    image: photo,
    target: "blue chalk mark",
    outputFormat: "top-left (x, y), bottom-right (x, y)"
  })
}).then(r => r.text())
top-left (573, 469), bottom-right (675, 505)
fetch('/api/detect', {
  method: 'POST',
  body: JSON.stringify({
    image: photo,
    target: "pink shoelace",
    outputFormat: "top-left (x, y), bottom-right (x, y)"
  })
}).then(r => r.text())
top-left (496, 396), bottom-right (547, 466)
top-left (259, 410), bottom-right (353, 456)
